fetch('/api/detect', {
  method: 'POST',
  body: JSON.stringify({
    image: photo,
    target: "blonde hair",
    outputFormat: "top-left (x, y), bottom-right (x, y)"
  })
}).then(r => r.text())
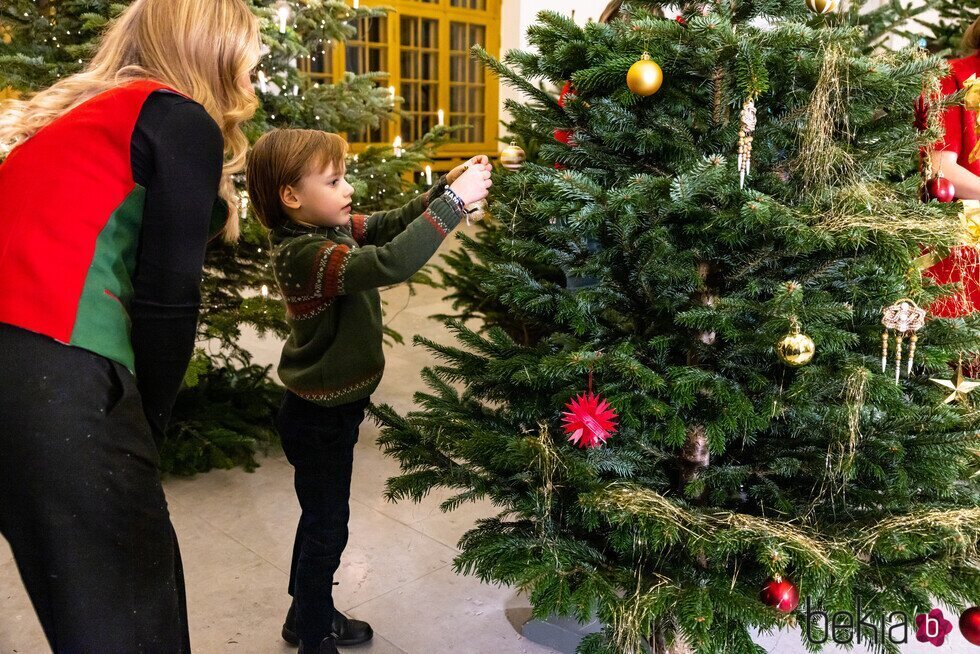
top-left (0, 0), bottom-right (261, 242)
top-left (246, 130), bottom-right (349, 231)
top-left (966, 16), bottom-right (980, 52)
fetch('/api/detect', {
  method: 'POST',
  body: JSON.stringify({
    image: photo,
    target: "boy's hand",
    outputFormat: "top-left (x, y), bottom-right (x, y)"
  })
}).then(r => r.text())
top-left (446, 155), bottom-right (490, 185)
top-left (448, 159), bottom-right (492, 206)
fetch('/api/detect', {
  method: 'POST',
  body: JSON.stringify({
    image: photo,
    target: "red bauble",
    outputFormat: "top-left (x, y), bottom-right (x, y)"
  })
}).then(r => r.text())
top-left (926, 175), bottom-right (956, 203)
top-left (760, 578), bottom-right (799, 613)
top-left (561, 391), bottom-right (619, 449)
top-left (675, 15), bottom-right (687, 25)
top-left (554, 128), bottom-right (574, 145)
top-left (960, 607), bottom-right (980, 645)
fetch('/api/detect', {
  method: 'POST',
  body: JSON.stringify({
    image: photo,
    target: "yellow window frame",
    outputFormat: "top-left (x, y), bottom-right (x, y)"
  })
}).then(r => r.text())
top-left (301, 0), bottom-right (501, 165)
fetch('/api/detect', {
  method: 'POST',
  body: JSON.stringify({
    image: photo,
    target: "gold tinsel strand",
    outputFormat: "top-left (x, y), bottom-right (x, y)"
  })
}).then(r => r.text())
top-left (817, 367), bottom-right (868, 506)
top-left (798, 43), bottom-right (855, 193)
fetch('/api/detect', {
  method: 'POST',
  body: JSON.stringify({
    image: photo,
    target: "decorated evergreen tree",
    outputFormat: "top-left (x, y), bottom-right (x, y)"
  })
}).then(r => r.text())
top-left (0, 0), bottom-right (454, 473)
top-left (374, 2), bottom-right (980, 652)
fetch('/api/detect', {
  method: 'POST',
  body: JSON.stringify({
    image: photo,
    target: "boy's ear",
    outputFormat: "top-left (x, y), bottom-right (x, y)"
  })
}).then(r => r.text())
top-left (280, 184), bottom-right (302, 210)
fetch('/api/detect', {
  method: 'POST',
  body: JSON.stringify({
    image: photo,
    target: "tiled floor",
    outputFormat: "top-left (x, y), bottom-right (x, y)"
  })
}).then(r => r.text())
top-left (2, 223), bottom-right (978, 653)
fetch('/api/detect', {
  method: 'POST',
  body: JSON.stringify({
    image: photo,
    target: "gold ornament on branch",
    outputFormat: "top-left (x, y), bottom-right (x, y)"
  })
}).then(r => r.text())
top-left (806, 0), bottom-right (838, 14)
top-left (626, 52), bottom-right (663, 97)
top-left (777, 317), bottom-right (815, 367)
top-left (737, 93), bottom-right (758, 189)
top-left (880, 298), bottom-right (926, 382)
top-left (930, 357), bottom-right (980, 406)
top-left (499, 141), bottom-right (526, 170)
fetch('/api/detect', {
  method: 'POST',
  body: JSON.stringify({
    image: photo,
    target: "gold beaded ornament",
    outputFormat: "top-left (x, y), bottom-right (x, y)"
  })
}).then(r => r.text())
top-left (737, 94), bottom-right (757, 189)
top-left (881, 298), bottom-right (926, 382)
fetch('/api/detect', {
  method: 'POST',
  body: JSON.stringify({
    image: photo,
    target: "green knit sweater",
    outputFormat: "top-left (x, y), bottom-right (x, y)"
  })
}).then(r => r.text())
top-left (269, 179), bottom-right (463, 407)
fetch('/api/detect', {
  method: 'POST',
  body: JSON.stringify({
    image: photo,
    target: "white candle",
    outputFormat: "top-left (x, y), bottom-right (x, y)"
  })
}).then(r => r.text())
top-left (257, 71), bottom-right (268, 93)
top-left (437, 109), bottom-right (444, 126)
top-left (261, 285), bottom-right (269, 298)
top-left (278, 6), bottom-right (289, 32)
top-left (393, 135), bottom-right (402, 158)
top-left (388, 86), bottom-right (396, 102)
top-left (425, 165), bottom-right (432, 186)
top-left (353, 0), bottom-right (359, 7)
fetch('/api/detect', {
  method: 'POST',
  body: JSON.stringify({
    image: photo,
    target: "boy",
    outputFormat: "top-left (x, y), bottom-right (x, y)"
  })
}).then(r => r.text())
top-left (246, 129), bottom-right (492, 654)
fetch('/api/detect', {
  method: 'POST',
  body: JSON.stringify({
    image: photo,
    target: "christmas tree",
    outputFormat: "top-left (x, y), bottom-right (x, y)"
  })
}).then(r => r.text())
top-left (1, 0), bottom-right (453, 473)
top-left (373, 2), bottom-right (980, 653)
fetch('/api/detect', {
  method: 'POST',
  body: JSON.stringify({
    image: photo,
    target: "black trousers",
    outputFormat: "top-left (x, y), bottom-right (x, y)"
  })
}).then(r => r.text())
top-left (0, 323), bottom-right (190, 653)
top-left (276, 391), bottom-right (369, 648)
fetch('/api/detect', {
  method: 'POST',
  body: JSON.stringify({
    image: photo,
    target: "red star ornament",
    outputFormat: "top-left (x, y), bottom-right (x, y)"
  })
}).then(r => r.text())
top-left (561, 391), bottom-right (619, 449)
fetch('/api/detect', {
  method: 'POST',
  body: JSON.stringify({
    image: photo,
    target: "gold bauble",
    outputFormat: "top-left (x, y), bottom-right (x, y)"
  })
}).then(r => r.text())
top-left (500, 141), bottom-right (526, 170)
top-left (777, 321), bottom-right (815, 367)
top-left (805, 0), bottom-right (838, 14)
top-left (626, 52), bottom-right (663, 97)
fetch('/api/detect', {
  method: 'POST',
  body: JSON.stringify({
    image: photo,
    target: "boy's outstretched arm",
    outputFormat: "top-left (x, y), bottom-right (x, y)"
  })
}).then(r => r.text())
top-left (274, 195), bottom-right (465, 308)
top-left (352, 155), bottom-right (489, 247)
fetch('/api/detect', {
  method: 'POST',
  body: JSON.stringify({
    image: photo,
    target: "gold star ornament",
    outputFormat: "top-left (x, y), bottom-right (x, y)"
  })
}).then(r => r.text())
top-left (930, 360), bottom-right (980, 405)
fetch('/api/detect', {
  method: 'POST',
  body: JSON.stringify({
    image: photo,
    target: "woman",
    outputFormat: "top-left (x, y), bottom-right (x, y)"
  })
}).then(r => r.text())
top-left (927, 16), bottom-right (980, 317)
top-left (0, 0), bottom-right (260, 651)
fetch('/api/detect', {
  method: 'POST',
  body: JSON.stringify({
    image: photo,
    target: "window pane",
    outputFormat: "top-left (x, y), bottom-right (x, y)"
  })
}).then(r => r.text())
top-left (451, 23), bottom-right (465, 51)
top-left (400, 16), bottom-right (415, 46)
top-left (422, 19), bottom-right (437, 48)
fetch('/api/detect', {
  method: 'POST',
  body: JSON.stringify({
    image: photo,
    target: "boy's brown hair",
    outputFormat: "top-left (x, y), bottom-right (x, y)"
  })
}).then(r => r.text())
top-left (246, 129), bottom-right (349, 230)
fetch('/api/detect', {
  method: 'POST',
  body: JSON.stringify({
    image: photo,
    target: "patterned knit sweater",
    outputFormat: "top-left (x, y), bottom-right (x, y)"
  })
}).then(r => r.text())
top-left (270, 179), bottom-right (463, 406)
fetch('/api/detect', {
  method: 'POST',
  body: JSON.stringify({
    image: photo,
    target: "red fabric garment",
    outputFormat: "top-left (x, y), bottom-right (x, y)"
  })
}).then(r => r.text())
top-left (925, 53), bottom-right (980, 318)
top-left (925, 249), bottom-right (980, 317)
top-left (935, 52), bottom-right (980, 176)
top-left (0, 80), bottom-right (175, 356)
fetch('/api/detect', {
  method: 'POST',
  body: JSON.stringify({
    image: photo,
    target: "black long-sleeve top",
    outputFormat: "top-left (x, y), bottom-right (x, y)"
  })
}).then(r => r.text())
top-left (130, 91), bottom-right (224, 444)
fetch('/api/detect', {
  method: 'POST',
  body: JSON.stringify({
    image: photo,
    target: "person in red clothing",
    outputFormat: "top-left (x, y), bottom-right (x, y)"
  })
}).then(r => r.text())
top-left (931, 18), bottom-right (980, 194)
top-left (0, 0), bottom-right (260, 651)
top-left (925, 16), bottom-right (980, 317)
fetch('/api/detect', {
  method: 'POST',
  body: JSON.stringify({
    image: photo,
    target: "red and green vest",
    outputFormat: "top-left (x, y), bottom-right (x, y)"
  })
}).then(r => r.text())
top-left (0, 80), bottom-right (185, 372)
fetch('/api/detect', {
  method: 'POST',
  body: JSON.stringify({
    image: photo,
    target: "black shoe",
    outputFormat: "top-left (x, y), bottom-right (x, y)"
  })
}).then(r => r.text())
top-left (332, 610), bottom-right (373, 646)
top-left (283, 603), bottom-right (373, 647)
top-left (298, 636), bottom-right (340, 654)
